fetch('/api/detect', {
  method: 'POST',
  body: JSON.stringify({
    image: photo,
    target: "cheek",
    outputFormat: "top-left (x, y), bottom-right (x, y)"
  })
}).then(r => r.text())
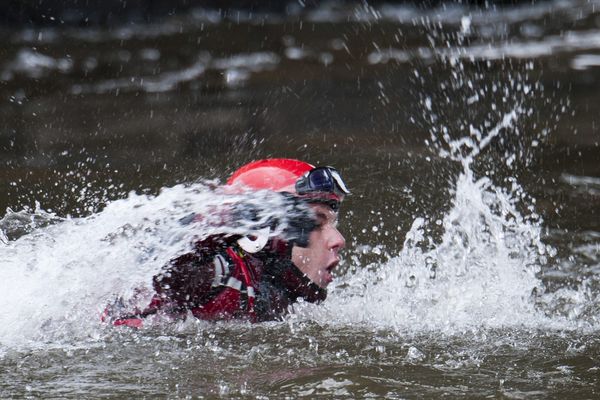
top-left (297, 248), bottom-right (310, 262)
top-left (291, 246), bottom-right (311, 267)
top-left (310, 233), bottom-right (332, 260)
top-left (293, 229), bottom-right (329, 264)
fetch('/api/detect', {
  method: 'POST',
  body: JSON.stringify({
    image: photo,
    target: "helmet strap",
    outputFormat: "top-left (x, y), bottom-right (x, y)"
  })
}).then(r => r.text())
top-left (237, 227), bottom-right (270, 253)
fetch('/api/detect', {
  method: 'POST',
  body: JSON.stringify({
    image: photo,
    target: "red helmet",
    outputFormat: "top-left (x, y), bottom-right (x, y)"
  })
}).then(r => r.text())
top-left (227, 158), bottom-right (349, 205)
top-left (227, 158), bottom-right (349, 251)
top-left (227, 158), bottom-right (313, 192)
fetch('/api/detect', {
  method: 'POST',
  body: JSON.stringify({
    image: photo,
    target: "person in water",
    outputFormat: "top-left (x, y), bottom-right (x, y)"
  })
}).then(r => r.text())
top-left (104, 158), bottom-right (350, 327)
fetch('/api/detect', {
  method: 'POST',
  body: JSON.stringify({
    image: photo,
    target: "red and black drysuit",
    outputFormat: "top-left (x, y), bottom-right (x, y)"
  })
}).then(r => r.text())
top-left (105, 200), bottom-right (325, 327)
top-left (107, 237), bottom-right (326, 327)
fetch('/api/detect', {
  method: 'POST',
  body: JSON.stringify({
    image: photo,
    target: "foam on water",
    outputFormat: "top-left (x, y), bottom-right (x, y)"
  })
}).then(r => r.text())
top-left (70, 51), bottom-right (281, 95)
top-left (1, 49), bottom-right (73, 81)
top-left (71, 54), bottom-right (210, 94)
top-left (368, 29), bottom-right (600, 67)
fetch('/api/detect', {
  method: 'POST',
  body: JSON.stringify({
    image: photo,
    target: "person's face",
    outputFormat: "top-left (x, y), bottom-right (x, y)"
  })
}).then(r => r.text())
top-left (291, 203), bottom-right (346, 288)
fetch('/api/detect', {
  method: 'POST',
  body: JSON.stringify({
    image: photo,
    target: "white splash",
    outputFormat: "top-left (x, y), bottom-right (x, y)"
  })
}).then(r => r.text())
top-left (0, 184), bottom-right (313, 350)
top-left (308, 165), bottom-right (553, 332)
top-left (296, 109), bottom-right (594, 333)
top-left (0, 186), bottom-right (189, 349)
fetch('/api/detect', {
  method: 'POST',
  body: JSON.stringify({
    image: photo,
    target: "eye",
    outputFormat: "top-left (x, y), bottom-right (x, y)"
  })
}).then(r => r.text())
top-left (313, 214), bottom-right (327, 230)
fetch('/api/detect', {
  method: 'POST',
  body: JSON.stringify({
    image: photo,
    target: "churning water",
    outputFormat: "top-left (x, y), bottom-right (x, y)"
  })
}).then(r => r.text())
top-left (1, 113), bottom-right (598, 396)
top-left (1, 0), bottom-right (600, 398)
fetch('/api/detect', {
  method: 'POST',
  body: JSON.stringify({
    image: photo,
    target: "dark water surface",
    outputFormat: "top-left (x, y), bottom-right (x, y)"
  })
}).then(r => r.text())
top-left (1, 1), bottom-right (600, 398)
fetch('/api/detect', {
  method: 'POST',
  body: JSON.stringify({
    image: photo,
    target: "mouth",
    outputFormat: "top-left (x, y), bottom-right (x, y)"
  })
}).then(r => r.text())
top-left (322, 259), bottom-right (339, 284)
top-left (326, 259), bottom-right (339, 273)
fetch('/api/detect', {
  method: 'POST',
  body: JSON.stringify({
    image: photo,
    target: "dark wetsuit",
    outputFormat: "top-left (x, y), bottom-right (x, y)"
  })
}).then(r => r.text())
top-left (106, 236), bottom-right (326, 327)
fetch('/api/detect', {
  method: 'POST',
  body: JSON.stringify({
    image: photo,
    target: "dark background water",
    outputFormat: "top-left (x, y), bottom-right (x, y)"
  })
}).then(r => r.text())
top-left (1, 1), bottom-right (599, 398)
top-left (1, 1), bottom-right (598, 239)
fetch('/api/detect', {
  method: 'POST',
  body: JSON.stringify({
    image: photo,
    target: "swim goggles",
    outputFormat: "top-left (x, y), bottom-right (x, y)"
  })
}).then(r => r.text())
top-left (295, 166), bottom-right (350, 199)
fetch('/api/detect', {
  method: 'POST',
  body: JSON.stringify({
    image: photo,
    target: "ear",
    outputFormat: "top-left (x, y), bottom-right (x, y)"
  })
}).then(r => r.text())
top-left (266, 236), bottom-right (293, 257)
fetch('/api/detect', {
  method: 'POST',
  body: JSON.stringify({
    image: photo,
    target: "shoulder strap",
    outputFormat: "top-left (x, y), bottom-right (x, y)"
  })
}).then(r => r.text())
top-left (226, 247), bottom-right (257, 321)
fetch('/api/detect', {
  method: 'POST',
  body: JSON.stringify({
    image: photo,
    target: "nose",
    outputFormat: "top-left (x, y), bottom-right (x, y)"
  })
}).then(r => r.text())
top-left (328, 226), bottom-right (345, 252)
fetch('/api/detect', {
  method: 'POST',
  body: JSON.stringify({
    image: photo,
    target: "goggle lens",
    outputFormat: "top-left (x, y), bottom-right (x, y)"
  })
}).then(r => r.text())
top-left (295, 167), bottom-right (350, 197)
top-left (307, 169), bottom-right (334, 191)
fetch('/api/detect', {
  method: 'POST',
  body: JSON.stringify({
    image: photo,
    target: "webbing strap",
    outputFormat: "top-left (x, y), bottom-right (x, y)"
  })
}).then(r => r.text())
top-left (226, 247), bottom-right (257, 322)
